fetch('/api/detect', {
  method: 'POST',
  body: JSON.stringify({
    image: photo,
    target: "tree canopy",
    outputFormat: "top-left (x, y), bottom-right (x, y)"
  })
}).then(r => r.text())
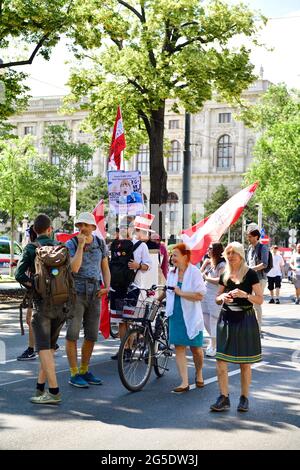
top-left (64, 0), bottom-right (265, 206)
top-left (241, 84), bottom-right (300, 228)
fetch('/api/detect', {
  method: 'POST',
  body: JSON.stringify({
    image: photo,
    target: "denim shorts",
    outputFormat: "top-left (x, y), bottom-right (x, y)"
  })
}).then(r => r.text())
top-left (66, 294), bottom-right (101, 342)
top-left (31, 302), bottom-right (65, 352)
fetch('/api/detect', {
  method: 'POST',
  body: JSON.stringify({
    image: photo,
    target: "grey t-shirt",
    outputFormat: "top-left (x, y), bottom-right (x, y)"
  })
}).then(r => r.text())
top-left (66, 235), bottom-right (108, 294)
top-left (247, 242), bottom-right (269, 281)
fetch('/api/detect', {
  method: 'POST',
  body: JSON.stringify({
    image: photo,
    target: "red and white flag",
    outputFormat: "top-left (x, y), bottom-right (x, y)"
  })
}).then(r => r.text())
top-left (182, 182), bottom-right (258, 264)
top-left (108, 106), bottom-right (126, 170)
top-left (93, 199), bottom-right (106, 239)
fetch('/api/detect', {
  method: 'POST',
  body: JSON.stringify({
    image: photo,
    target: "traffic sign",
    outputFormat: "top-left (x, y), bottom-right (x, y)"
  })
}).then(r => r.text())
top-left (260, 227), bottom-right (265, 238)
top-left (289, 229), bottom-right (297, 237)
top-left (261, 236), bottom-right (270, 245)
top-left (289, 236), bottom-right (297, 244)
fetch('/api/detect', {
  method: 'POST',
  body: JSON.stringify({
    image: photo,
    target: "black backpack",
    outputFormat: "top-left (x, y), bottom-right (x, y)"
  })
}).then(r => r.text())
top-left (109, 239), bottom-right (142, 290)
top-left (256, 243), bottom-right (273, 273)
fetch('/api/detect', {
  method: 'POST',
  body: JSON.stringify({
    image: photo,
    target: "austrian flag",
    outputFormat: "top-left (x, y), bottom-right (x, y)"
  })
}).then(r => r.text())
top-left (182, 182), bottom-right (259, 264)
top-left (108, 106), bottom-right (126, 170)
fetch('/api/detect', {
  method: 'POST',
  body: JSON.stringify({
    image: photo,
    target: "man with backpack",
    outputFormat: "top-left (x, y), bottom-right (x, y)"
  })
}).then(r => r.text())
top-left (15, 214), bottom-right (72, 404)
top-left (110, 215), bottom-right (152, 360)
top-left (246, 223), bottom-right (272, 336)
top-left (65, 212), bottom-right (110, 388)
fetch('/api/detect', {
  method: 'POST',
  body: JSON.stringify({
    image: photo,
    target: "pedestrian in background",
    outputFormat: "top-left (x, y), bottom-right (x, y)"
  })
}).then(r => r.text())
top-left (267, 246), bottom-right (284, 304)
top-left (290, 243), bottom-right (300, 304)
top-left (201, 243), bottom-right (225, 357)
top-left (246, 223), bottom-right (269, 336)
top-left (210, 242), bottom-right (263, 413)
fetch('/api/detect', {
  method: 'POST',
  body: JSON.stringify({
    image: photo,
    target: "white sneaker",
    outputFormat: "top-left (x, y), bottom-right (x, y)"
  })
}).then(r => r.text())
top-left (206, 347), bottom-right (216, 357)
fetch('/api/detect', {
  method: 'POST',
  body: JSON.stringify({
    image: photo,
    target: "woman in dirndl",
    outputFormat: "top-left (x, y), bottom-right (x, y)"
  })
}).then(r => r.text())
top-left (210, 242), bottom-right (263, 413)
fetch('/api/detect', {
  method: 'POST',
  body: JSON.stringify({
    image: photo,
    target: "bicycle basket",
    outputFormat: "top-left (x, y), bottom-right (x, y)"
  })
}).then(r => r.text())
top-left (118, 297), bottom-right (146, 320)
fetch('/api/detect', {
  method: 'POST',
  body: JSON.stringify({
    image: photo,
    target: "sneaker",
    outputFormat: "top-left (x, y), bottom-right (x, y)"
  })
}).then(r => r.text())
top-left (268, 298), bottom-right (275, 304)
top-left (206, 347), bottom-right (216, 357)
top-left (295, 299), bottom-right (300, 305)
top-left (17, 348), bottom-right (37, 361)
top-left (69, 373), bottom-right (89, 388)
top-left (111, 352), bottom-right (119, 360)
top-left (237, 395), bottom-right (249, 412)
top-left (54, 343), bottom-right (59, 351)
top-left (30, 390), bottom-right (61, 405)
top-left (275, 299), bottom-right (280, 304)
top-left (79, 372), bottom-right (103, 385)
top-left (210, 395), bottom-right (230, 412)
top-left (35, 389), bottom-right (45, 397)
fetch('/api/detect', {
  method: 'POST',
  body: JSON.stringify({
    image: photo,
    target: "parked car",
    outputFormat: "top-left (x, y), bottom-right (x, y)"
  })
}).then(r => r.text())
top-left (0, 238), bottom-right (22, 275)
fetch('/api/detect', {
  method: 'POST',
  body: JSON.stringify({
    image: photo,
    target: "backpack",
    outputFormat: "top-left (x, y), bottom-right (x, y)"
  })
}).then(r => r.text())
top-left (109, 239), bottom-right (142, 290)
top-left (256, 243), bottom-right (273, 274)
top-left (32, 243), bottom-right (75, 306)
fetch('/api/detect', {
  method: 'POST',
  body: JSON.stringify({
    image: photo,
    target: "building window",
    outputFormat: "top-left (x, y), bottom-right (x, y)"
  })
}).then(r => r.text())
top-left (247, 139), bottom-right (255, 158)
top-left (167, 140), bottom-right (181, 173)
top-left (218, 113), bottom-right (231, 124)
top-left (217, 135), bottom-right (232, 169)
top-left (136, 144), bottom-right (149, 174)
top-left (167, 192), bottom-right (179, 223)
top-left (81, 158), bottom-right (93, 174)
top-left (143, 193), bottom-right (148, 210)
top-left (24, 126), bottom-right (35, 135)
top-left (51, 152), bottom-right (60, 166)
top-left (169, 120), bottom-right (180, 130)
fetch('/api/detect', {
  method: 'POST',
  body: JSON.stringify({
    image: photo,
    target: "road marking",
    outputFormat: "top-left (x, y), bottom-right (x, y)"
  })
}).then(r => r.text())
top-left (189, 361), bottom-right (269, 390)
top-left (0, 360), bottom-right (269, 388)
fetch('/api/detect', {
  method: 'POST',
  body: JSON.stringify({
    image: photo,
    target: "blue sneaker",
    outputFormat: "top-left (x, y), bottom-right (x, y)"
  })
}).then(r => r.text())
top-left (69, 374), bottom-right (89, 388)
top-left (79, 371), bottom-right (103, 385)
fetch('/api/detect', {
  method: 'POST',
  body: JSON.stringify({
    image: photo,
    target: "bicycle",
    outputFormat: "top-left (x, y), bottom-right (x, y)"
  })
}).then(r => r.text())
top-left (117, 285), bottom-right (172, 392)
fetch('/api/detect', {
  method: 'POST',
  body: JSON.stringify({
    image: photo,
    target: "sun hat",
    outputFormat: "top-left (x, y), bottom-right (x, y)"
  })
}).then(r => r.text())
top-left (246, 222), bottom-right (260, 234)
top-left (75, 212), bottom-right (97, 229)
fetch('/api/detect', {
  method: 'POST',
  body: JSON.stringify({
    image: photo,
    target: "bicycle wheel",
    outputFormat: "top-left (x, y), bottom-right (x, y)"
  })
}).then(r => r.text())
top-left (118, 326), bottom-right (154, 392)
top-left (154, 315), bottom-right (171, 378)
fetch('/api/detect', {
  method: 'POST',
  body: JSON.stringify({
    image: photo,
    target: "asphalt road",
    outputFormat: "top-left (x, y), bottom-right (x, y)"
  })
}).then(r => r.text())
top-left (0, 281), bottom-right (299, 450)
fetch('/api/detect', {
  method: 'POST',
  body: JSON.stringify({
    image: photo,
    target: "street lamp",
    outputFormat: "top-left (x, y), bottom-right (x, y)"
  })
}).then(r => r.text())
top-left (255, 203), bottom-right (263, 232)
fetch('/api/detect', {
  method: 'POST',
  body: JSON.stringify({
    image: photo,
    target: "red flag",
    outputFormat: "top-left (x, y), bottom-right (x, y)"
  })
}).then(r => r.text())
top-left (56, 232), bottom-right (79, 243)
top-left (99, 284), bottom-right (110, 339)
top-left (182, 183), bottom-right (258, 264)
top-left (108, 106), bottom-right (126, 170)
top-left (182, 216), bottom-right (209, 237)
top-left (93, 199), bottom-right (106, 239)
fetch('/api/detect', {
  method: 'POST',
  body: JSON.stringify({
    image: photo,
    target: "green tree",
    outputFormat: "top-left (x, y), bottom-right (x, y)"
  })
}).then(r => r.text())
top-left (0, 136), bottom-right (42, 274)
top-left (35, 124), bottom-right (94, 219)
top-left (0, 1), bottom-right (81, 127)
top-left (64, 0), bottom-right (265, 207)
top-left (204, 184), bottom-right (229, 217)
top-left (77, 175), bottom-right (108, 213)
top-left (241, 84), bottom-right (300, 228)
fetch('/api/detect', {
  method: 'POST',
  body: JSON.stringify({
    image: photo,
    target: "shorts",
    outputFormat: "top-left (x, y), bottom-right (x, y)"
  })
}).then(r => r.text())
top-left (267, 276), bottom-right (282, 291)
top-left (31, 301), bottom-right (65, 352)
top-left (66, 294), bottom-right (101, 342)
top-left (110, 287), bottom-right (140, 323)
top-left (293, 274), bottom-right (300, 289)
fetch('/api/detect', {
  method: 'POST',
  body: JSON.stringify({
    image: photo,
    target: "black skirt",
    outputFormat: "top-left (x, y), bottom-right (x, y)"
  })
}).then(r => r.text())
top-left (216, 306), bottom-right (262, 364)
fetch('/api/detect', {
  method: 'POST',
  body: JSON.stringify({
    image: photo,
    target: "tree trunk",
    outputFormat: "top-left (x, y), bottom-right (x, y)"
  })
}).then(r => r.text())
top-left (149, 105), bottom-right (168, 237)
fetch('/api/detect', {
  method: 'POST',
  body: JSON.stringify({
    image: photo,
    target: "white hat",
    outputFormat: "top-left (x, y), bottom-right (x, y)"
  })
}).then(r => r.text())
top-left (246, 222), bottom-right (260, 234)
top-left (75, 212), bottom-right (97, 229)
top-left (134, 213), bottom-right (155, 233)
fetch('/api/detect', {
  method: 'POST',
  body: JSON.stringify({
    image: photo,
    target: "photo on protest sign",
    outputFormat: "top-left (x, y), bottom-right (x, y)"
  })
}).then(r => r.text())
top-left (108, 171), bottom-right (144, 215)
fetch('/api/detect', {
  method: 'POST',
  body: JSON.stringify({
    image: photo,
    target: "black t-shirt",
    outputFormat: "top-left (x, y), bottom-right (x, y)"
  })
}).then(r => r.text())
top-left (219, 268), bottom-right (259, 307)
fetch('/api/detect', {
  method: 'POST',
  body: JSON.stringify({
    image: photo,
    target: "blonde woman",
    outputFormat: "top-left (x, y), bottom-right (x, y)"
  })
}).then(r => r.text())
top-left (210, 242), bottom-right (263, 413)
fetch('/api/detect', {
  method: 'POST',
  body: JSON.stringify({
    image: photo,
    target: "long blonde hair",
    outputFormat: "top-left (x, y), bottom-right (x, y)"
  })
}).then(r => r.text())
top-left (222, 242), bottom-right (249, 286)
